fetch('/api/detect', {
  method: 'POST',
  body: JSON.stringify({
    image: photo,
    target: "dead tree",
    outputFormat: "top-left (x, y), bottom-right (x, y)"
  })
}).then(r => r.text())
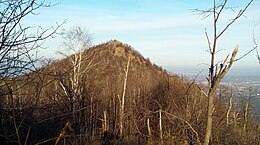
top-left (118, 57), bottom-right (131, 136)
top-left (192, 0), bottom-right (254, 144)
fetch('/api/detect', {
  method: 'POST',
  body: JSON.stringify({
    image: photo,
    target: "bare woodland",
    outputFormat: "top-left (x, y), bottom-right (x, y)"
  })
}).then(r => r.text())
top-left (0, 0), bottom-right (260, 145)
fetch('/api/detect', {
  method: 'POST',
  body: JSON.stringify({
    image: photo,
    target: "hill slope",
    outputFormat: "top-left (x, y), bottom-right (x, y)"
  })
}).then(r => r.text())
top-left (1, 40), bottom-right (223, 144)
top-left (39, 40), bottom-right (171, 104)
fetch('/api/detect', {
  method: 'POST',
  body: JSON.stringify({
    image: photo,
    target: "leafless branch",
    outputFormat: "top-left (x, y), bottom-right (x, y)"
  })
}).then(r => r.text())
top-left (205, 29), bottom-right (212, 53)
top-left (215, 0), bottom-right (228, 21)
top-left (37, 104), bottom-right (92, 124)
top-left (191, 8), bottom-right (213, 19)
top-left (217, 0), bottom-right (254, 38)
top-left (256, 47), bottom-right (260, 64)
top-left (253, 23), bottom-right (260, 63)
top-left (234, 47), bottom-right (256, 62)
top-left (0, 0), bottom-right (65, 78)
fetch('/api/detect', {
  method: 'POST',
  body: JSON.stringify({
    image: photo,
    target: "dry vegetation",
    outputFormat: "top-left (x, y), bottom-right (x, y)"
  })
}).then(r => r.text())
top-left (1, 0), bottom-right (260, 145)
top-left (1, 40), bottom-right (259, 145)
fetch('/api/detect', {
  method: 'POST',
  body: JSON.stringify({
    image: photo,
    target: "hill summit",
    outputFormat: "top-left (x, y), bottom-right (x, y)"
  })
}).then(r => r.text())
top-left (41, 39), bottom-right (170, 104)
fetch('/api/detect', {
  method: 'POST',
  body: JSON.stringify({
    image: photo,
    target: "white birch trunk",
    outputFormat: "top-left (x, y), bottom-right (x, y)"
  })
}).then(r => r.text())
top-left (119, 57), bottom-right (130, 136)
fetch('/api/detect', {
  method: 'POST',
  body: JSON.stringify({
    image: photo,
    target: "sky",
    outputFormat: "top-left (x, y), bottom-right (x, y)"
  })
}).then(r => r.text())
top-left (24, 0), bottom-right (260, 77)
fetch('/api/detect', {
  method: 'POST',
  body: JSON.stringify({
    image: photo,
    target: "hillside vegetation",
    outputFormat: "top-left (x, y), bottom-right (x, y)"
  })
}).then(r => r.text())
top-left (0, 40), bottom-right (259, 145)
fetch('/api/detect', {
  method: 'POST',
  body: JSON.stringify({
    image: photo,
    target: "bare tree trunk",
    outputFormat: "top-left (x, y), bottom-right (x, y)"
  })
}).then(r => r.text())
top-left (54, 122), bottom-right (71, 145)
top-left (102, 110), bottom-right (108, 133)
top-left (159, 109), bottom-right (163, 145)
top-left (90, 96), bottom-right (94, 139)
top-left (204, 46), bottom-right (238, 145)
top-left (11, 93), bottom-right (22, 145)
top-left (243, 101), bottom-right (249, 132)
top-left (24, 127), bottom-right (31, 145)
top-left (147, 118), bottom-right (152, 144)
top-left (119, 57), bottom-right (130, 136)
top-left (226, 87), bottom-right (233, 126)
top-left (204, 94), bottom-right (213, 145)
top-left (147, 118), bottom-right (152, 137)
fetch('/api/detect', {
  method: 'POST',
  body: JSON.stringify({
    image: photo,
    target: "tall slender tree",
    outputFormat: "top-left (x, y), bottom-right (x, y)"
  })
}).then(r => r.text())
top-left (192, 0), bottom-right (254, 144)
top-left (57, 26), bottom-right (94, 136)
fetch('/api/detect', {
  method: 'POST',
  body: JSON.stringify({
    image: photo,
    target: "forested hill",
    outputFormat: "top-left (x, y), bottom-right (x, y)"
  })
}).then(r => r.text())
top-left (1, 40), bottom-right (259, 145)
top-left (39, 39), bottom-right (172, 104)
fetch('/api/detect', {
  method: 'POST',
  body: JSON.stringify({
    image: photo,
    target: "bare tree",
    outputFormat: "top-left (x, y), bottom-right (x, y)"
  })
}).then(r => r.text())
top-left (0, 0), bottom-right (63, 144)
top-left (192, 0), bottom-right (255, 145)
top-left (118, 56), bottom-right (130, 136)
top-left (0, 0), bottom-right (63, 79)
top-left (57, 26), bottom-right (94, 136)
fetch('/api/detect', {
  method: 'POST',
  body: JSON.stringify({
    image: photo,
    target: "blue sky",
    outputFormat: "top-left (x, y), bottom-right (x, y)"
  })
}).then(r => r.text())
top-left (25, 0), bottom-right (260, 76)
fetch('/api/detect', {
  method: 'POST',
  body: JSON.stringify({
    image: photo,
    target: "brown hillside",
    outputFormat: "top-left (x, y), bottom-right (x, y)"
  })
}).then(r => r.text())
top-left (1, 40), bottom-right (226, 144)
top-left (38, 40), bottom-right (171, 104)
